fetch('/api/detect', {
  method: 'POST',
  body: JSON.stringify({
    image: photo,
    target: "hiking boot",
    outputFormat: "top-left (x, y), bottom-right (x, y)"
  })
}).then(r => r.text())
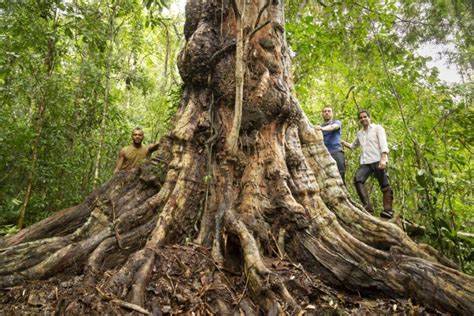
top-left (381, 186), bottom-right (393, 218)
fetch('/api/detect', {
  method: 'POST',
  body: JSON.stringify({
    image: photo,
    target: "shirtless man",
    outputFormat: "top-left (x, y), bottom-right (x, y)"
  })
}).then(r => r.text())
top-left (114, 127), bottom-right (159, 173)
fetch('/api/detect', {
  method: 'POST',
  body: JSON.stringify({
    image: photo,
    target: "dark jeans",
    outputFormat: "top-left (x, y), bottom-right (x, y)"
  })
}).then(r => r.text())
top-left (330, 150), bottom-right (345, 183)
top-left (353, 162), bottom-right (390, 189)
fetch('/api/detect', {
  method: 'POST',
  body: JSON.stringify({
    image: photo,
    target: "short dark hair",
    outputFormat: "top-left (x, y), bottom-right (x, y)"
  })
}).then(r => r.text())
top-left (358, 110), bottom-right (370, 119)
top-left (132, 127), bottom-right (144, 135)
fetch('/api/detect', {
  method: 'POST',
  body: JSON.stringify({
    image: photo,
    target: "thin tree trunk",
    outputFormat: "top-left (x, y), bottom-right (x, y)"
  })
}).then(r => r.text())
top-left (92, 4), bottom-right (118, 188)
top-left (17, 102), bottom-right (45, 229)
top-left (226, 0), bottom-right (245, 156)
top-left (17, 8), bottom-right (59, 229)
top-left (159, 19), bottom-right (171, 89)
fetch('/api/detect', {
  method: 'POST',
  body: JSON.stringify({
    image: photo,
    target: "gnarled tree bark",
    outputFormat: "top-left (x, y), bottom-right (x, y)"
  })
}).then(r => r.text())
top-left (1, 1), bottom-right (472, 314)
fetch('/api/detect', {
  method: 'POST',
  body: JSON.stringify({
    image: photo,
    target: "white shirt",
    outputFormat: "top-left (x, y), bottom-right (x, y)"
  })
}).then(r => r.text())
top-left (349, 124), bottom-right (389, 165)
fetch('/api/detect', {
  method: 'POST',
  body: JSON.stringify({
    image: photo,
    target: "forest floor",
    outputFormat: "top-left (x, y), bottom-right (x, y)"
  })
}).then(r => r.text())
top-left (0, 243), bottom-right (446, 315)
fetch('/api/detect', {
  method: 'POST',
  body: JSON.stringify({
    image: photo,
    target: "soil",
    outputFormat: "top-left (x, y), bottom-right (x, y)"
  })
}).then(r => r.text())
top-left (0, 244), bottom-right (447, 315)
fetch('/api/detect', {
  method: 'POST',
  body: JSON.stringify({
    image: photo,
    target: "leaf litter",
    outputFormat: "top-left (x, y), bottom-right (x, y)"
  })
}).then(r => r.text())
top-left (0, 244), bottom-right (447, 315)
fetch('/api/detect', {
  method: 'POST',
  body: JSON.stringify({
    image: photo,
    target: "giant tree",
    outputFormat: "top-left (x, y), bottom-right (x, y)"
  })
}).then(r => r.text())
top-left (1, 1), bottom-right (472, 314)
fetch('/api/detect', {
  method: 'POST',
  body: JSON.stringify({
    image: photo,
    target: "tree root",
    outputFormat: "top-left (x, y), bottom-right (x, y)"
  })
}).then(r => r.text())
top-left (0, 166), bottom-right (164, 289)
top-left (224, 209), bottom-right (302, 314)
top-left (103, 143), bottom-right (206, 307)
top-left (96, 286), bottom-right (152, 315)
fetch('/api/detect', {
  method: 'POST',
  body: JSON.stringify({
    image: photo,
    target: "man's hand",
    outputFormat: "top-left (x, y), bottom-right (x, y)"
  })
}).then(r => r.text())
top-left (314, 125), bottom-right (322, 131)
top-left (378, 160), bottom-right (387, 169)
top-left (378, 152), bottom-right (388, 169)
top-left (342, 140), bottom-right (352, 150)
top-left (148, 142), bottom-right (160, 153)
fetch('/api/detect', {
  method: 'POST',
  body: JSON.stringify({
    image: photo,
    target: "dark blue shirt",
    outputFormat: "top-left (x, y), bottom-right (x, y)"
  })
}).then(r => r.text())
top-left (321, 120), bottom-right (342, 153)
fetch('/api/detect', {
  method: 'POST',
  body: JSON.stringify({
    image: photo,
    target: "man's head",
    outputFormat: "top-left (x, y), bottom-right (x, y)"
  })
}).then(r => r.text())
top-left (358, 110), bottom-right (371, 127)
top-left (322, 107), bottom-right (334, 122)
top-left (131, 127), bottom-right (145, 145)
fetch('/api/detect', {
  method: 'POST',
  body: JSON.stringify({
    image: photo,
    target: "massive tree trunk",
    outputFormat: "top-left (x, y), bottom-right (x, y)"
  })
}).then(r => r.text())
top-left (1, 1), bottom-right (472, 314)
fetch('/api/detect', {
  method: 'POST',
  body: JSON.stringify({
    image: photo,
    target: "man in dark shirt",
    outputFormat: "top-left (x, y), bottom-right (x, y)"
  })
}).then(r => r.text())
top-left (315, 107), bottom-right (346, 184)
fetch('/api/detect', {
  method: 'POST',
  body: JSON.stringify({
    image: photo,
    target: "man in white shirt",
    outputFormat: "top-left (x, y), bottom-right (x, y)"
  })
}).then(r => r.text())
top-left (342, 110), bottom-right (393, 218)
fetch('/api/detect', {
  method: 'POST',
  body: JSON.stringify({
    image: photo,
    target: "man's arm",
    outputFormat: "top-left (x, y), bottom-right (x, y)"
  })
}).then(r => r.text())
top-left (147, 142), bottom-right (160, 154)
top-left (315, 121), bottom-right (341, 132)
top-left (377, 125), bottom-right (389, 169)
top-left (341, 140), bottom-right (352, 149)
top-left (113, 148), bottom-right (126, 174)
top-left (342, 136), bottom-right (359, 150)
top-left (378, 152), bottom-right (388, 169)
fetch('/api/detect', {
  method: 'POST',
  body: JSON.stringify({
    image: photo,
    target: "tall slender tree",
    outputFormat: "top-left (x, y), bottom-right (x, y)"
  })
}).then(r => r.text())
top-left (14, 3), bottom-right (60, 228)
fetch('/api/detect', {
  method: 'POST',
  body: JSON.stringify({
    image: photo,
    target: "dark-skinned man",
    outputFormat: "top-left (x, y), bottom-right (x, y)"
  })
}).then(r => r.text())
top-left (114, 127), bottom-right (159, 174)
top-left (342, 110), bottom-right (393, 219)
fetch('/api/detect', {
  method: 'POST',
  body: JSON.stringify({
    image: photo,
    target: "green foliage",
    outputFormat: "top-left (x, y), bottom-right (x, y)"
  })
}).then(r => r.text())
top-left (0, 225), bottom-right (19, 237)
top-left (0, 0), bottom-right (183, 227)
top-left (286, 0), bottom-right (473, 272)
